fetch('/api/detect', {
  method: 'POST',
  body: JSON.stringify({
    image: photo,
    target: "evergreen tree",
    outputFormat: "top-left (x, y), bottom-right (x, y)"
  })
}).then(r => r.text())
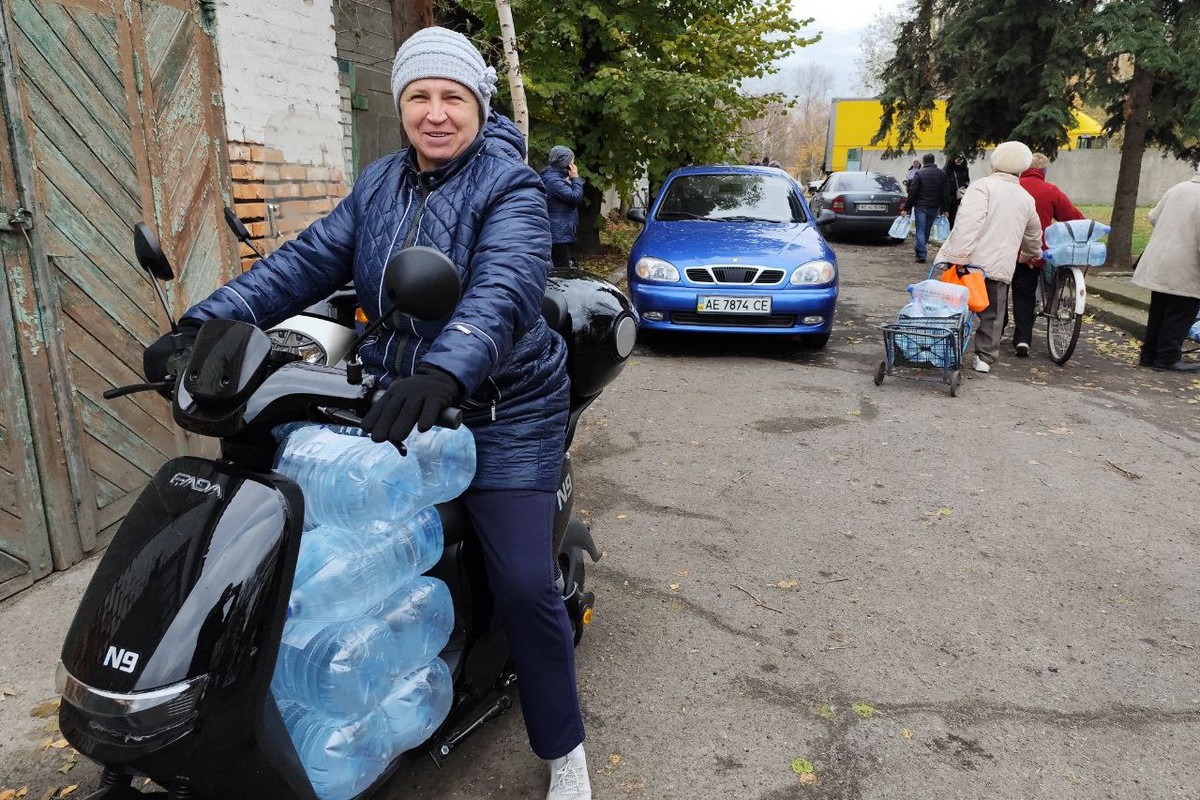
top-left (872, 0), bottom-right (1200, 268)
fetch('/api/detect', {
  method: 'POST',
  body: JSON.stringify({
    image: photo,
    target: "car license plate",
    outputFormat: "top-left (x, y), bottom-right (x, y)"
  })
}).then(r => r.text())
top-left (858, 203), bottom-right (888, 212)
top-left (696, 296), bottom-right (772, 314)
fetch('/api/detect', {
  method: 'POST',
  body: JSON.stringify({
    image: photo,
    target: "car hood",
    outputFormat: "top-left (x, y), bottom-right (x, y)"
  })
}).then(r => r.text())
top-left (634, 221), bottom-right (833, 268)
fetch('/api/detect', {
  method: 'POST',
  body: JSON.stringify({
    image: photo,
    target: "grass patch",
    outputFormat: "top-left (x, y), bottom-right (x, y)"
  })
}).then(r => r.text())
top-left (1076, 204), bottom-right (1154, 257)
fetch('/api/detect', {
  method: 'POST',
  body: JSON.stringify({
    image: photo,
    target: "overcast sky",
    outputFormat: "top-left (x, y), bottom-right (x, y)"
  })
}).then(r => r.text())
top-left (755, 0), bottom-right (899, 98)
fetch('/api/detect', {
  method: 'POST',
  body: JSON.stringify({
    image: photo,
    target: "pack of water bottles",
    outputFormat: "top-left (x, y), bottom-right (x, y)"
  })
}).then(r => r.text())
top-left (270, 423), bottom-right (476, 800)
top-left (1044, 218), bottom-right (1110, 267)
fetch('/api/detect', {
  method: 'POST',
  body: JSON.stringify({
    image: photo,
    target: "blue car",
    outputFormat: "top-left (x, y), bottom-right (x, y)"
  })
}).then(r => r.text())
top-left (626, 165), bottom-right (839, 348)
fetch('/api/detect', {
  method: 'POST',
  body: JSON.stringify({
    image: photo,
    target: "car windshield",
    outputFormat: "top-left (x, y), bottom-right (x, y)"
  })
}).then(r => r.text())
top-left (655, 174), bottom-right (804, 223)
top-left (834, 172), bottom-right (902, 193)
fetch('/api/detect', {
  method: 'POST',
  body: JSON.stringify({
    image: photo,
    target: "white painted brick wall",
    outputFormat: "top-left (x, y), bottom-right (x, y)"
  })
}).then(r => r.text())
top-left (213, 0), bottom-right (343, 164)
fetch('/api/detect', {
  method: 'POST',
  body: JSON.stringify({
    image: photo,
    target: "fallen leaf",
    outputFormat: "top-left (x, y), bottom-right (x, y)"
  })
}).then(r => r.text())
top-left (669, 583), bottom-right (680, 592)
top-left (937, 507), bottom-right (953, 518)
top-left (813, 703), bottom-right (836, 720)
top-left (776, 580), bottom-right (799, 590)
top-left (58, 789), bottom-right (79, 799)
top-left (799, 773), bottom-right (819, 785)
top-left (902, 728), bottom-right (913, 739)
top-left (0, 789), bottom-right (17, 800)
top-left (791, 757), bottom-right (814, 775)
top-left (30, 699), bottom-right (59, 718)
top-left (609, 753), bottom-right (622, 766)
top-left (617, 514), bottom-right (627, 520)
top-left (50, 738), bottom-right (70, 749)
top-left (675, 570), bottom-right (690, 578)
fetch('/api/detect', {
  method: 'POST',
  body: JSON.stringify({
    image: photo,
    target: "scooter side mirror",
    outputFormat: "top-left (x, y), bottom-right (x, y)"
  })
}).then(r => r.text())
top-left (133, 222), bottom-right (175, 281)
top-left (343, 247), bottom-right (461, 385)
top-left (383, 246), bottom-right (461, 321)
top-left (223, 206), bottom-right (252, 242)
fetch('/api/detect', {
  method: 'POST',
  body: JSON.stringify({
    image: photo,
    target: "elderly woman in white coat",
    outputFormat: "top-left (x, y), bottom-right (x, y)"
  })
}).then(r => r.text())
top-left (1132, 173), bottom-right (1200, 372)
top-left (935, 141), bottom-right (1043, 373)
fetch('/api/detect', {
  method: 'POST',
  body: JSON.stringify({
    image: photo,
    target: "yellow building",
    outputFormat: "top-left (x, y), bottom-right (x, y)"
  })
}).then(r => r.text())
top-left (824, 97), bottom-right (1106, 173)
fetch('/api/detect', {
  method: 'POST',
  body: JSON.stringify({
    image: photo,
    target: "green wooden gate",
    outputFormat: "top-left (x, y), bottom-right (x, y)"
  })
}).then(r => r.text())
top-left (0, 0), bottom-right (235, 600)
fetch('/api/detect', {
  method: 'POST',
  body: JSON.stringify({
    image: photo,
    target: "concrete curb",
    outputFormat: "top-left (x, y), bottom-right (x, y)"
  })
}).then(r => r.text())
top-left (1084, 272), bottom-right (1146, 340)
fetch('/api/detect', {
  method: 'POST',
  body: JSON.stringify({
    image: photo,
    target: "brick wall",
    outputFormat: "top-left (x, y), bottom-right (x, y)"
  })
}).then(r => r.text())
top-left (214, 0), bottom-right (348, 269)
top-left (227, 142), bottom-right (348, 270)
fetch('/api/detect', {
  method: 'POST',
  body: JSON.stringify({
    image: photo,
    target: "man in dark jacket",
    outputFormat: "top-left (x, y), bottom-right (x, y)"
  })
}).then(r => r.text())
top-left (902, 153), bottom-right (949, 263)
top-left (540, 145), bottom-right (585, 271)
top-left (1013, 153), bottom-right (1084, 356)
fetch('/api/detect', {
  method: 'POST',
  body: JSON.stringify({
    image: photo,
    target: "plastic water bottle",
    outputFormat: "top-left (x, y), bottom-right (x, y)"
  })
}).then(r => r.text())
top-left (277, 699), bottom-right (390, 800)
top-left (379, 658), bottom-right (454, 754)
top-left (288, 508), bottom-right (445, 621)
top-left (908, 280), bottom-right (968, 314)
top-left (276, 425), bottom-right (475, 527)
top-left (405, 426), bottom-right (477, 504)
top-left (368, 577), bottom-right (455, 673)
top-left (272, 616), bottom-right (404, 716)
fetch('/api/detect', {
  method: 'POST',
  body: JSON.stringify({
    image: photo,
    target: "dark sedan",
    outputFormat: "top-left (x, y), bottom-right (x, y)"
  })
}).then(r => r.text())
top-left (808, 171), bottom-right (906, 239)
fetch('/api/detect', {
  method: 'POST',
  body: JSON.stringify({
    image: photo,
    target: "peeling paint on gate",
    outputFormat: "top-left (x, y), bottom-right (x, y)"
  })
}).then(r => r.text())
top-left (6, 266), bottom-right (44, 356)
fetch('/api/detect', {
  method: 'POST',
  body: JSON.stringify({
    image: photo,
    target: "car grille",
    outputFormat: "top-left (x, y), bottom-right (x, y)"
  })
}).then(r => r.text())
top-left (670, 312), bottom-right (797, 328)
top-left (686, 267), bottom-right (785, 285)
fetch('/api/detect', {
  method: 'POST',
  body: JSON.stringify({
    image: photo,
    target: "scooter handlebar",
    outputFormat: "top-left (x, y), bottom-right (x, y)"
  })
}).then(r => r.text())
top-left (323, 390), bottom-right (462, 431)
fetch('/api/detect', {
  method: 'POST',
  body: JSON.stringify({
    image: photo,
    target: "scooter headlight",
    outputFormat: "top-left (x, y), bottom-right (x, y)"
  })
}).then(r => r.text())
top-left (57, 662), bottom-right (208, 748)
top-left (267, 329), bottom-right (327, 364)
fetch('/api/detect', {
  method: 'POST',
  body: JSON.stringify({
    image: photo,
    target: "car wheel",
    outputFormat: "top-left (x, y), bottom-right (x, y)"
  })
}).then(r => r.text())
top-left (800, 332), bottom-right (831, 350)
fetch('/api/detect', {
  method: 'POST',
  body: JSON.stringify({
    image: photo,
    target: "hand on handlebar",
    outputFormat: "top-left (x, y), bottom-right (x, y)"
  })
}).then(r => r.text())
top-left (361, 365), bottom-right (462, 446)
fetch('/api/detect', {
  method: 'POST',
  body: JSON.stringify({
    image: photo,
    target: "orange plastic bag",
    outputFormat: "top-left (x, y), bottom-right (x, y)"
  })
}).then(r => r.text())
top-left (940, 264), bottom-right (989, 312)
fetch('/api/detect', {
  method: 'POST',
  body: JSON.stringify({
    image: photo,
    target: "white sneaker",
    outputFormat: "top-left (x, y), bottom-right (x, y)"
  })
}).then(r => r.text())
top-left (973, 356), bottom-right (991, 373)
top-left (547, 743), bottom-right (592, 800)
top-left (1015, 342), bottom-right (1030, 358)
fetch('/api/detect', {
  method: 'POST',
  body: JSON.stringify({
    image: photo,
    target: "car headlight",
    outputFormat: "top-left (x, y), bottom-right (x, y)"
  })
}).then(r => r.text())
top-left (267, 329), bottom-right (328, 364)
top-left (790, 259), bottom-right (836, 285)
top-left (634, 256), bottom-right (680, 283)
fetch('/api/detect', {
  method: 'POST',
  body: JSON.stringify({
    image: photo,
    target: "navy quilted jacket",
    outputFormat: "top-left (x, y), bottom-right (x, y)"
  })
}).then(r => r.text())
top-left (539, 167), bottom-right (584, 244)
top-left (184, 114), bottom-right (569, 492)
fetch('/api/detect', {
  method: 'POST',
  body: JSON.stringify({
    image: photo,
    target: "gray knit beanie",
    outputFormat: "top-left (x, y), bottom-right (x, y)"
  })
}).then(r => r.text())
top-left (549, 145), bottom-right (574, 170)
top-left (391, 27), bottom-right (498, 123)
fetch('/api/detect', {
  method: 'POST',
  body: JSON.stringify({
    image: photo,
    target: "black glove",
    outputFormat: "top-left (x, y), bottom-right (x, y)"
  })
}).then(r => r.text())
top-left (361, 365), bottom-right (462, 446)
top-left (143, 318), bottom-right (202, 384)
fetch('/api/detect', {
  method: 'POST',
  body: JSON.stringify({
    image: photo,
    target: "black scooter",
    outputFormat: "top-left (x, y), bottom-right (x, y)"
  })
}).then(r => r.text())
top-left (57, 225), bottom-right (638, 799)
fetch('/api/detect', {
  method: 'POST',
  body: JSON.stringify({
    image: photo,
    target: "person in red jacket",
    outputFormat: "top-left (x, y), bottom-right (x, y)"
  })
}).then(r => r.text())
top-left (1012, 153), bottom-right (1084, 356)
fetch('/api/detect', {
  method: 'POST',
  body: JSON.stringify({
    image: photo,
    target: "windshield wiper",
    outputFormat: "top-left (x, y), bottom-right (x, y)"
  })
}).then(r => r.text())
top-left (719, 215), bottom-right (785, 223)
top-left (656, 211), bottom-right (709, 220)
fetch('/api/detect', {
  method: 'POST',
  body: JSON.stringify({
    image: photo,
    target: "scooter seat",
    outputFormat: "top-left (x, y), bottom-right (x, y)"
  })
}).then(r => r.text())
top-left (435, 499), bottom-right (470, 548)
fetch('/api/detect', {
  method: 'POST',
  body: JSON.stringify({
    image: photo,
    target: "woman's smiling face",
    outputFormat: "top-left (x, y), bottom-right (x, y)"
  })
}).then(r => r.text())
top-left (399, 78), bottom-right (481, 171)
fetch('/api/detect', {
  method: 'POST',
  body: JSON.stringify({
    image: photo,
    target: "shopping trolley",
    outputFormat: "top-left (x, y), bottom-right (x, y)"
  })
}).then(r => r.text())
top-left (873, 263), bottom-right (979, 397)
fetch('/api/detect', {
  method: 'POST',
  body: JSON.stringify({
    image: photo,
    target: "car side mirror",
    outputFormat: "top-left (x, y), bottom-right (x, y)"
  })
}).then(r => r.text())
top-left (626, 208), bottom-right (647, 224)
top-left (815, 209), bottom-right (837, 227)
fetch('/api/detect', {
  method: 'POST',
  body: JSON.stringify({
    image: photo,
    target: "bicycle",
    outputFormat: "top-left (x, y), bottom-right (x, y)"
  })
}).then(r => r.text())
top-left (1035, 257), bottom-right (1088, 365)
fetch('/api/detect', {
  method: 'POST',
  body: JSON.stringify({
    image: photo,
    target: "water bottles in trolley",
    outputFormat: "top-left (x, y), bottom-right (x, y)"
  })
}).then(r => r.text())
top-left (274, 424), bottom-right (476, 527)
top-left (272, 616), bottom-right (404, 715)
top-left (277, 699), bottom-right (391, 800)
top-left (288, 508), bottom-right (444, 621)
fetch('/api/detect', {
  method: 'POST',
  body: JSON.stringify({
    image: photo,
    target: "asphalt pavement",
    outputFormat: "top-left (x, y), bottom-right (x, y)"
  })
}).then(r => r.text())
top-left (0, 260), bottom-right (1171, 796)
